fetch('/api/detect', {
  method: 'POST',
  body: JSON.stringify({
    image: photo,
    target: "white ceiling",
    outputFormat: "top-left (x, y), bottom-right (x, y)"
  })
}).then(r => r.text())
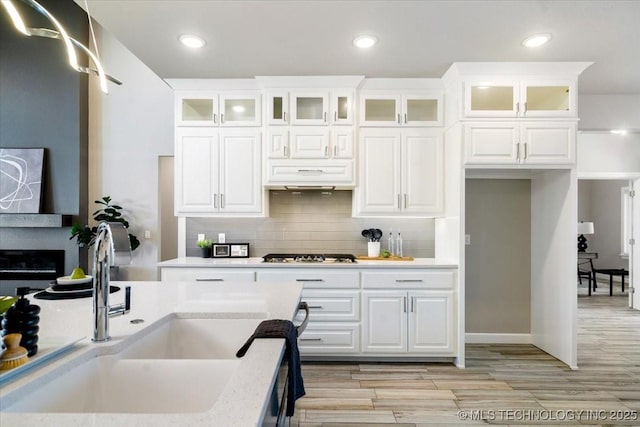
top-left (79, 0), bottom-right (640, 95)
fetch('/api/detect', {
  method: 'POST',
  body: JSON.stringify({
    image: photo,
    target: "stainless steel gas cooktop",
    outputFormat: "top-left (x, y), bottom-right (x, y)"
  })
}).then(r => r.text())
top-left (262, 253), bottom-right (357, 264)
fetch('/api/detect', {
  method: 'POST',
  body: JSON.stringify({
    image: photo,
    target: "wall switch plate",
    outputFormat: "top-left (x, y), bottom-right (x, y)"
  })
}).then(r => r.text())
top-left (197, 233), bottom-right (205, 241)
top-left (465, 234), bottom-right (471, 245)
top-left (218, 233), bottom-right (226, 243)
top-left (144, 230), bottom-right (151, 239)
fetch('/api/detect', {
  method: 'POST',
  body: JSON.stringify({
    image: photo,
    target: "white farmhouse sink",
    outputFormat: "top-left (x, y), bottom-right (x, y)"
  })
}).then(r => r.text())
top-left (4, 356), bottom-right (239, 413)
top-left (120, 317), bottom-right (263, 359)
top-left (3, 317), bottom-right (265, 414)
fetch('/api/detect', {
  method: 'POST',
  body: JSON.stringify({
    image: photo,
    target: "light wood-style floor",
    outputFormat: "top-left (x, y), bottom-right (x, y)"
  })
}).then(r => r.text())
top-left (291, 283), bottom-right (640, 426)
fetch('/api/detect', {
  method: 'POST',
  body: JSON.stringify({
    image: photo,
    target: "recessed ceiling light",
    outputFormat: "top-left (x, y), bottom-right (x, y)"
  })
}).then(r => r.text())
top-left (179, 34), bottom-right (206, 49)
top-left (353, 35), bottom-right (378, 49)
top-left (522, 33), bottom-right (552, 48)
top-left (610, 129), bottom-right (628, 135)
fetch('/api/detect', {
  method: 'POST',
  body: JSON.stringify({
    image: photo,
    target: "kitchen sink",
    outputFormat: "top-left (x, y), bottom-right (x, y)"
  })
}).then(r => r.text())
top-left (3, 356), bottom-right (240, 413)
top-left (120, 317), bottom-right (263, 359)
top-left (3, 317), bottom-right (265, 414)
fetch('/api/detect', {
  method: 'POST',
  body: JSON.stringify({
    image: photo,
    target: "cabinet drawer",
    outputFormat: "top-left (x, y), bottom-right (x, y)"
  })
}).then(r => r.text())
top-left (161, 268), bottom-right (255, 283)
top-left (361, 270), bottom-right (454, 289)
top-left (265, 161), bottom-right (354, 184)
top-left (297, 324), bottom-right (360, 354)
top-left (256, 270), bottom-right (359, 288)
top-left (295, 290), bottom-right (360, 321)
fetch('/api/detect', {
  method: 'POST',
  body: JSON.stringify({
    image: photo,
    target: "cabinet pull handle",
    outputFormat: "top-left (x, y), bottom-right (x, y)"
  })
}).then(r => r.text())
top-left (404, 113), bottom-right (407, 124)
top-left (397, 113), bottom-right (401, 124)
top-left (214, 193), bottom-right (218, 208)
top-left (324, 112), bottom-right (327, 122)
top-left (324, 146), bottom-right (328, 157)
top-left (411, 296), bottom-right (414, 312)
top-left (196, 278), bottom-right (224, 282)
top-left (296, 279), bottom-right (324, 282)
top-left (403, 296), bottom-right (407, 313)
top-left (404, 193), bottom-right (407, 209)
top-left (516, 142), bottom-right (520, 162)
top-left (523, 101), bottom-right (527, 115)
top-left (524, 142), bottom-right (528, 159)
top-left (333, 145), bottom-right (337, 157)
top-left (297, 169), bottom-right (323, 174)
top-left (397, 194), bottom-right (401, 209)
top-left (516, 102), bottom-right (519, 115)
top-left (283, 145), bottom-right (288, 157)
top-left (221, 113), bottom-right (224, 123)
top-left (309, 305), bottom-right (324, 309)
top-left (283, 111), bottom-right (287, 122)
top-left (213, 113), bottom-right (217, 124)
top-left (221, 193), bottom-right (225, 208)
top-left (299, 338), bottom-right (323, 342)
top-left (334, 111), bottom-right (337, 122)
top-left (396, 279), bottom-right (423, 283)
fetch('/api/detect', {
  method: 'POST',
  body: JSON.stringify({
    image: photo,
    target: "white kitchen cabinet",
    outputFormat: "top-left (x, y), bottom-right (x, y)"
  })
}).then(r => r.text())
top-left (176, 92), bottom-right (261, 127)
top-left (464, 121), bottom-right (576, 166)
top-left (356, 128), bottom-right (443, 216)
top-left (265, 90), bottom-right (354, 126)
top-left (362, 290), bottom-right (455, 354)
top-left (290, 127), bottom-right (330, 158)
top-left (257, 269), bottom-right (361, 355)
top-left (160, 267), bottom-right (256, 282)
top-left (266, 128), bottom-right (289, 159)
top-left (175, 128), bottom-right (263, 215)
top-left (464, 79), bottom-right (576, 118)
top-left (359, 91), bottom-right (442, 127)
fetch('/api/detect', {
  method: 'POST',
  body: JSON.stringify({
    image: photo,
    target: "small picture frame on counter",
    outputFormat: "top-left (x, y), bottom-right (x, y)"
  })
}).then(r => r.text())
top-left (212, 243), bottom-right (249, 258)
top-left (230, 243), bottom-right (250, 258)
top-left (212, 244), bottom-right (230, 258)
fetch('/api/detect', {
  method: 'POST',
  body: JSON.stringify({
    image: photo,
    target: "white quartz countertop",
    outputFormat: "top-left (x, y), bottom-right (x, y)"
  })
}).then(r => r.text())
top-left (159, 257), bottom-right (458, 269)
top-left (0, 280), bottom-right (303, 427)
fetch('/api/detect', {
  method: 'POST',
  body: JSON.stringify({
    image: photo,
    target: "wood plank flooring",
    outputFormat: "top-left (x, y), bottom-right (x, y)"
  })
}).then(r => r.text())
top-left (290, 290), bottom-right (640, 426)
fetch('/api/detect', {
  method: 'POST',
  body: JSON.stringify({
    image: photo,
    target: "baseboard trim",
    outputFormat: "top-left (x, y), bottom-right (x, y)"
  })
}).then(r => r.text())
top-left (465, 333), bottom-right (533, 344)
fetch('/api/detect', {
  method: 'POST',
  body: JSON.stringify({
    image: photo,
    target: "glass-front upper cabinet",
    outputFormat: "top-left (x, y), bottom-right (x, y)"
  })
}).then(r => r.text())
top-left (290, 92), bottom-right (329, 125)
top-left (266, 91), bottom-right (289, 125)
top-left (331, 91), bottom-right (355, 125)
top-left (359, 92), bottom-right (442, 127)
top-left (219, 93), bottom-right (261, 126)
top-left (464, 80), bottom-right (576, 118)
top-left (176, 93), bottom-right (219, 126)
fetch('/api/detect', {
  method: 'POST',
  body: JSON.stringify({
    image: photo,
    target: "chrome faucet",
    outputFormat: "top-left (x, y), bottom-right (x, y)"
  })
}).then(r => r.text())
top-left (92, 222), bottom-right (132, 342)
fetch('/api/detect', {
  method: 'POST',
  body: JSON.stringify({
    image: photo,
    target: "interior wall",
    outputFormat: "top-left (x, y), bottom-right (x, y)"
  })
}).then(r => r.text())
top-left (159, 156), bottom-right (177, 261)
top-left (464, 179), bottom-right (531, 334)
top-left (186, 191), bottom-right (435, 258)
top-left (0, 0), bottom-right (88, 275)
top-left (89, 25), bottom-right (174, 280)
top-left (578, 95), bottom-right (640, 131)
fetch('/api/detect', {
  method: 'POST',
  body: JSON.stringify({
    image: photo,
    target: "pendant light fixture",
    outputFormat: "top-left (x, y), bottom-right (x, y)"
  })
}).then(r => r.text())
top-left (1, 0), bottom-right (121, 93)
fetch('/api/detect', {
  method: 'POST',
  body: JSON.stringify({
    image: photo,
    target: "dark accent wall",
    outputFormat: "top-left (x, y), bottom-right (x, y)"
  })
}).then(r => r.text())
top-left (0, 0), bottom-right (89, 282)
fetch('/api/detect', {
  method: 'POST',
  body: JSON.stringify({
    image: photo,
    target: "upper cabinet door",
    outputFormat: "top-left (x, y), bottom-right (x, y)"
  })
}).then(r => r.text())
top-left (175, 128), bottom-right (218, 213)
top-left (219, 93), bottom-right (261, 126)
top-left (290, 127), bottom-right (330, 159)
top-left (176, 93), bottom-right (219, 126)
top-left (401, 129), bottom-right (443, 214)
top-left (360, 94), bottom-right (402, 127)
top-left (331, 91), bottom-right (355, 125)
top-left (464, 81), bottom-right (519, 118)
top-left (401, 93), bottom-right (442, 127)
top-left (218, 129), bottom-right (262, 213)
top-left (520, 80), bottom-right (576, 117)
top-left (266, 91), bottom-right (289, 125)
top-left (290, 92), bottom-right (329, 125)
top-left (358, 129), bottom-right (401, 214)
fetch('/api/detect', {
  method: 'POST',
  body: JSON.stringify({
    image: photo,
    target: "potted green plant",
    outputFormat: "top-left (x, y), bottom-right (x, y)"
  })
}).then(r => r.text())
top-left (197, 239), bottom-right (213, 258)
top-left (70, 196), bottom-right (140, 251)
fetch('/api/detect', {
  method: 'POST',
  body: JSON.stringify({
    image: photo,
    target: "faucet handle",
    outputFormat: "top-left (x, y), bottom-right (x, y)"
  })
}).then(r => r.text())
top-left (124, 286), bottom-right (131, 314)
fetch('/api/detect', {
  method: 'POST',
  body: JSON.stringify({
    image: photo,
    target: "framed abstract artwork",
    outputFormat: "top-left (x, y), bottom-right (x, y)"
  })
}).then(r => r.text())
top-left (0, 148), bottom-right (45, 213)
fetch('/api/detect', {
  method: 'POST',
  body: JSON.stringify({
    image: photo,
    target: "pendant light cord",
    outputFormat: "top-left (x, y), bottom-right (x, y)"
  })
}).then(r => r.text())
top-left (84, 0), bottom-right (101, 64)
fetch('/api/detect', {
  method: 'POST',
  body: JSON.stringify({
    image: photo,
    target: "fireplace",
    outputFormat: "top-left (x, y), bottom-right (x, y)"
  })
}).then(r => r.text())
top-left (0, 250), bottom-right (65, 295)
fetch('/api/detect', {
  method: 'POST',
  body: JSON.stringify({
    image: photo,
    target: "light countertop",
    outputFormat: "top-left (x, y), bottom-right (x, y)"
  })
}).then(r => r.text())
top-left (0, 280), bottom-right (303, 426)
top-left (159, 257), bottom-right (459, 269)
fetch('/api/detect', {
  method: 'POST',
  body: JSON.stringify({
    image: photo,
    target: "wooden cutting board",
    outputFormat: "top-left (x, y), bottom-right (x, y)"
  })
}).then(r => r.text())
top-left (357, 256), bottom-right (414, 261)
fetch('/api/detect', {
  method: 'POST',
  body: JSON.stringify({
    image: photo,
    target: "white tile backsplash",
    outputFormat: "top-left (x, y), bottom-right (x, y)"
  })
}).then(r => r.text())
top-left (186, 191), bottom-right (435, 257)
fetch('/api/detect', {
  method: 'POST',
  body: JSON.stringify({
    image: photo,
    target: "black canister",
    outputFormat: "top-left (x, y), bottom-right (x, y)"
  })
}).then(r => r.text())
top-left (1, 287), bottom-right (40, 357)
